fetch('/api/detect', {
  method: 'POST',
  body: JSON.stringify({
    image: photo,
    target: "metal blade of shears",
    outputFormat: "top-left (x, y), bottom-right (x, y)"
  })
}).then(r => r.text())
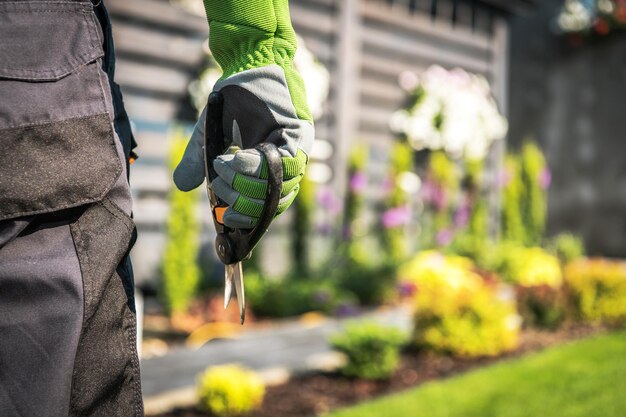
top-left (233, 262), bottom-right (245, 324)
top-left (224, 263), bottom-right (235, 309)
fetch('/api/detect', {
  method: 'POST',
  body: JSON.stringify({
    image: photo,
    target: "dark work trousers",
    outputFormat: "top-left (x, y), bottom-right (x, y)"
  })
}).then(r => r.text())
top-left (0, 0), bottom-right (143, 416)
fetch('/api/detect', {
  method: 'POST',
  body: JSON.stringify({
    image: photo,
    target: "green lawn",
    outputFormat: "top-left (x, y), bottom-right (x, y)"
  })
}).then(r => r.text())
top-left (329, 331), bottom-right (626, 417)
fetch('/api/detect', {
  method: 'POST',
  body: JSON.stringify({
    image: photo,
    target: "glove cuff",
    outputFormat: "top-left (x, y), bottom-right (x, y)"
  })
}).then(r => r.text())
top-left (204, 0), bottom-right (277, 78)
top-left (208, 22), bottom-right (275, 78)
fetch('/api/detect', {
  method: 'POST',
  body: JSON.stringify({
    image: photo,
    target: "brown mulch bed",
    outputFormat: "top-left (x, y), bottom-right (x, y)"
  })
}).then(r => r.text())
top-left (153, 323), bottom-right (603, 417)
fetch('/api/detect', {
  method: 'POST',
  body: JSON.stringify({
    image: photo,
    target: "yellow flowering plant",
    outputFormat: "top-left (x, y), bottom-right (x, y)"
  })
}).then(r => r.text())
top-left (565, 258), bottom-right (626, 325)
top-left (400, 251), bottom-right (521, 357)
top-left (197, 365), bottom-right (265, 416)
top-left (499, 246), bottom-right (562, 288)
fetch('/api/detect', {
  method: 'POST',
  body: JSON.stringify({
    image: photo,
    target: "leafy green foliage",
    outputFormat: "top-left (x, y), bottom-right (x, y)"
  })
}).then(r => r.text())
top-left (549, 233), bottom-right (586, 264)
top-left (331, 322), bottom-right (408, 380)
top-left (245, 271), bottom-right (358, 318)
top-left (418, 149), bottom-right (494, 263)
top-left (520, 141), bottom-right (548, 246)
top-left (427, 151), bottom-right (459, 245)
top-left (501, 141), bottom-right (549, 247)
top-left (337, 261), bottom-right (397, 306)
top-left (381, 142), bottom-right (414, 263)
top-left (334, 146), bottom-right (399, 307)
top-left (343, 146), bottom-right (368, 248)
top-left (292, 174), bottom-right (315, 278)
top-left (565, 259), bottom-right (626, 325)
top-left (502, 155), bottom-right (526, 244)
top-left (161, 130), bottom-right (201, 315)
top-left (197, 364), bottom-right (265, 416)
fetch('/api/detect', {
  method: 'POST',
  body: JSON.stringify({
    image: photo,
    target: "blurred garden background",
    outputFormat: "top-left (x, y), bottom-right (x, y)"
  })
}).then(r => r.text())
top-left (106, 0), bottom-right (626, 415)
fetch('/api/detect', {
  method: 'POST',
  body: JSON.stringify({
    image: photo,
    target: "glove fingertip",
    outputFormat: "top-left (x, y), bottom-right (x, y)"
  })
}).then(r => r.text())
top-left (173, 164), bottom-right (204, 191)
top-left (222, 208), bottom-right (256, 229)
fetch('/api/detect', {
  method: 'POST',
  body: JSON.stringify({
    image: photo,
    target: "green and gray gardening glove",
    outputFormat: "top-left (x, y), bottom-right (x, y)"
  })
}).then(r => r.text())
top-left (173, 0), bottom-right (314, 229)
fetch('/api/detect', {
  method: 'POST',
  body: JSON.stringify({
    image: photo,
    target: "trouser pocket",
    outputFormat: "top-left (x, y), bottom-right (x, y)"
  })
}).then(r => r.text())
top-left (0, 1), bottom-right (122, 221)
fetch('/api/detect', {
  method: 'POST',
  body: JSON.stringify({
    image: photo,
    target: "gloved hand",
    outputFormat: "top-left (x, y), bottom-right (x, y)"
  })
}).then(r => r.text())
top-left (173, 67), bottom-right (313, 228)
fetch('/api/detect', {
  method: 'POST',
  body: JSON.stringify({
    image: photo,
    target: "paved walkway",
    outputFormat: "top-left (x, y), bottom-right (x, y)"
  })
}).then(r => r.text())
top-left (141, 306), bottom-right (412, 414)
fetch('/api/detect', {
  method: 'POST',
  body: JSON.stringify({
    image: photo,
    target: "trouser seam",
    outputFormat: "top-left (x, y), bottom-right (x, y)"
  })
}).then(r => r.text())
top-left (67, 219), bottom-right (87, 417)
top-left (124, 296), bottom-right (143, 416)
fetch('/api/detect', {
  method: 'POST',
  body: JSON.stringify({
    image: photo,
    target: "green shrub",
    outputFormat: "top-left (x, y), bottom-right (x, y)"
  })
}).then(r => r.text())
top-left (338, 261), bottom-right (397, 306)
top-left (520, 141), bottom-right (548, 246)
top-left (161, 130), bottom-right (201, 315)
top-left (565, 259), bottom-right (626, 325)
top-left (245, 271), bottom-right (358, 318)
top-left (548, 233), bottom-right (585, 264)
top-left (501, 155), bottom-right (526, 244)
top-left (501, 141), bottom-right (550, 247)
top-left (197, 364), bottom-right (265, 416)
top-left (342, 146), bottom-right (368, 251)
top-left (331, 321), bottom-right (408, 380)
top-left (292, 174), bottom-right (315, 278)
top-left (447, 230), bottom-right (490, 268)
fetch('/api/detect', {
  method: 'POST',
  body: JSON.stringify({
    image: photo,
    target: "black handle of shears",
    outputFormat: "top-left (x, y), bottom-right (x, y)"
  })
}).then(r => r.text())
top-left (204, 91), bottom-right (283, 265)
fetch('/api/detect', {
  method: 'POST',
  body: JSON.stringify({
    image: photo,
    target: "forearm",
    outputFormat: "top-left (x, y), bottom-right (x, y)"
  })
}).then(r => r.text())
top-left (203, 0), bottom-right (312, 121)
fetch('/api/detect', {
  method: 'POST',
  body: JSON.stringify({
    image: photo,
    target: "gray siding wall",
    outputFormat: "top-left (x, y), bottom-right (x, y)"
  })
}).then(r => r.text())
top-left (508, 0), bottom-right (626, 256)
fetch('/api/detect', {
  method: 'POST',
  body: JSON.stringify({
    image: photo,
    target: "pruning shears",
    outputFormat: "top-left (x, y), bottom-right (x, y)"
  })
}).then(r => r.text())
top-left (203, 91), bottom-right (283, 324)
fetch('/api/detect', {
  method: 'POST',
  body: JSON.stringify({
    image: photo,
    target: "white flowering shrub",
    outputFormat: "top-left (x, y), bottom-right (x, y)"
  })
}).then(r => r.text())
top-left (188, 64), bottom-right (222, 115)
top-left (390, 65), bottom-right (508, 160)
top-left (294, 35), bottom-right (330, 120)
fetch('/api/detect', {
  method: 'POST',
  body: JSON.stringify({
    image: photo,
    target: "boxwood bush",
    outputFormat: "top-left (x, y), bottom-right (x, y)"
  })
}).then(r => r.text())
top-left (331, 321), bottom-right (408, 380)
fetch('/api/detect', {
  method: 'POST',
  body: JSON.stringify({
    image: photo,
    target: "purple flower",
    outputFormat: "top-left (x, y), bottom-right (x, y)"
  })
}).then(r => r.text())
top-left (381, 176), bottom-right (394, 194)
top-left (436, 229), bottom-right (454, 246)
top-left (342, 224), bottom-right (352, 240)
top-left (382, 206), bottom-right (412, 228)
top-left (313, 290), bottom-right (331, 305)
top-left (454, 199), bottom-right (471, 228)
top-left (539, 167), bottom-right (551, 189)
top-left (349, 172), bottom-right (367, 193)
top-left (497, 168), bottom-right (511, 189)
top-left (397, 281), bottom-right (417, 297)
top-left (316, 187), bottom-right (342, 215)
top-left (431, 187), bottom-right (448, 211)
top-left (421, 179), bottom-right (434, 203)
top-left (315, 222), bottom-right (334, 236)
top-left (335, 302), bottom-right (359, 317)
